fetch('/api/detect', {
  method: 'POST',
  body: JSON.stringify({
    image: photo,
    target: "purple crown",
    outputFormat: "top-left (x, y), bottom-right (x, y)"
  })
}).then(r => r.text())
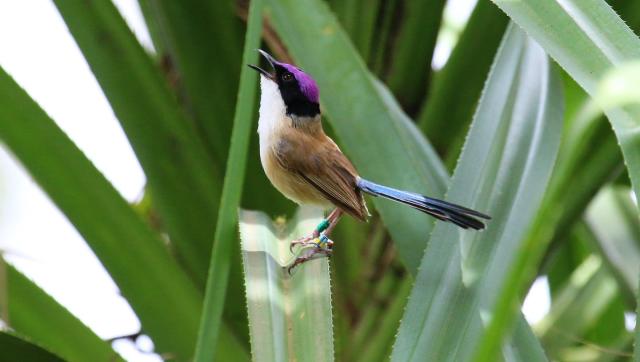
top-left (279, 63), bottom-right (319, 103)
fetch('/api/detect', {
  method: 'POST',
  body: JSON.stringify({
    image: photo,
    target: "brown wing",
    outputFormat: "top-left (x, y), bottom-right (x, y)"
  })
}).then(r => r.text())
top-left (273, 132), bottom-right (368, 221)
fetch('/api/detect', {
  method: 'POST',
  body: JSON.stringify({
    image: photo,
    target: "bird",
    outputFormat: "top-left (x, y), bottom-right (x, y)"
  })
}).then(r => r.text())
top-left (248, 50), bottom-right (490, 272)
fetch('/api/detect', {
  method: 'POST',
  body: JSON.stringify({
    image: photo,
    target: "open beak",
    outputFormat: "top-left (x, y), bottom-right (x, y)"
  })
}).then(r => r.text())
top-left (248, 49), bottom-right (276, 80)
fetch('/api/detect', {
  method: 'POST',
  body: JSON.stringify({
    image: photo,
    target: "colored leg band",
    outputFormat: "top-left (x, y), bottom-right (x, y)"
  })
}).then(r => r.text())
top-left (316, 234), bottom-right (330, 248)
top-left (315, 219), bottom-right (330, 233)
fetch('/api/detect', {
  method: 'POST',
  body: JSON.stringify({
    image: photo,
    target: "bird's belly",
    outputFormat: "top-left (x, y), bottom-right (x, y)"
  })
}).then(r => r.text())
top-left (261, 148), bottom-right (330, 208)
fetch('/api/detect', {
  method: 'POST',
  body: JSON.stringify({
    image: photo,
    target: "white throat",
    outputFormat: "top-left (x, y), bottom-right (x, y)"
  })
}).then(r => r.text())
top-left (257, 75), bottom-right (285, 139)
top-left (257, 76), bottom-right (286, 162)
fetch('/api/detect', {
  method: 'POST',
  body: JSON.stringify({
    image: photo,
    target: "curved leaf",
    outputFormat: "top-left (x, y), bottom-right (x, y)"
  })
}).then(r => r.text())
top-left (52, 0), bottom-right (222, 283)
top-left (536, 255), bottom-right (623, 356)
top-left (586, 186), bottom-right (640, 301)
top-left (418, 0), bottom-right (508, 156)
top-left (1, 260), bottom-right (121, 361)
top-left (482, 1), bottom-right (640, 358)
top-left (328, 0), bottom-right (381, 64)
top-left (0, 331), bottom-right (64, 362)
top-left (139, 0), bottom-right (244, 164)
top-left (392, 25), bottom-right (562, 362)
top-left (385, 0), bottom-right (446, 108)
top-left (194, 0), bottom-right (263, 359)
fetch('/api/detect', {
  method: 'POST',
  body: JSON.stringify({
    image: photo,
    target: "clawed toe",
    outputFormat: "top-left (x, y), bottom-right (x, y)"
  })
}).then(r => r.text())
top-left (289, 238), bottom-right (312, 253)
top-left (286, 246), bottom-right (332, 275)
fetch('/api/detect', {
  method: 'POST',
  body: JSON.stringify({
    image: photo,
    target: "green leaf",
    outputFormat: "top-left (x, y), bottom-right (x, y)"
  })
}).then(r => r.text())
top-left (545, 223), bottom-right (592, 298)
top-left (490, 0), bottom-right (640, 204)
top-left (353, 276), bottom-right (412, 362)
top-left (519, 72), bottom-right (621, 300)
top-left (541, 112), bottom-right (622, 253)
top-left (0, 67), bottom-right (246, 360)
top-left (385, 0), bottom-right (447, 108)
top-left (418, 0), bottom-right (508, 155)
top-left (139, 0), bottom-right (244, 164)
top-left (368, 0), bottom-right (400, 76)
top-left (136, 0), bottom-right (166, 56)
top-left (239, 207), bottom-right (334, 362)
top-left (0, 331), bottom-right (64, 362)
top-left (1, 259), bottom-right (121, 362)
top-left (265, 0), bottom-right (449, 273)
top-left (392, 24), bottom-right (562, 362)
top-left (329, 0), bottom-right (381, 63)
top-left (536, 256), bottom-right (622, 357)
top-left (194, 0), bottom-right (263, 359)
top-left (52, 0), bottom-right (222, 283)
top-left (481, 1), bottom-right (640, 358)
top-left (586, 186), bottom-right (640, 302)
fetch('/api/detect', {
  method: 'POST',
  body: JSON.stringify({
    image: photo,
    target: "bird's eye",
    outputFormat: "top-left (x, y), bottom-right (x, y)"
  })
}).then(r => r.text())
top-left (282, 73), bottom-right (294, 82)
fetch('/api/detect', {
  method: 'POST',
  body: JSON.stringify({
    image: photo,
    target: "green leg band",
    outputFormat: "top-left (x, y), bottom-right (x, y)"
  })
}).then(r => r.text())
top-left (315, 219), bottom-right (330, 233)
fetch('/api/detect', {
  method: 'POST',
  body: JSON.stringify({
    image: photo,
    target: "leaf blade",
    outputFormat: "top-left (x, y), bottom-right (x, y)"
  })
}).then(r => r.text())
top-left (0, 331), bottom-right (64, 362)
top-left (385, 0), bottom-right (447, 108)
top-left (193, 0), bottom-right (264, 359)
top-left (418, 0), bottom-right (508, 155)
top-left (52, 0), bottom-right (222, 283)
top-left (586, 186), bottom-right (640, 302)
top-left (0, 66), bottom-right (217, 359)
top-left (140, 0), bottom-right (244, 164)
top-left (481, 1), bottom-right (640, 358)
top-left (1, 259), bottom-right (121, 362)
top-left (239, 207), bottom-right (334, 362)
top-left (392, 24), bottom-right (562, 362)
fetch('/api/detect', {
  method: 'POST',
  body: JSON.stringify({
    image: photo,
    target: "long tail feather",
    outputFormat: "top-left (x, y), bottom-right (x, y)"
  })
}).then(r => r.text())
top-left (356, 178), bottom-right (491, 230)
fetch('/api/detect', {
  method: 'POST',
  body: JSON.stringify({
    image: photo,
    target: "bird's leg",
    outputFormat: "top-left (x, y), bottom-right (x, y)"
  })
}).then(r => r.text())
top-left (287, 210), bottom-right (344, 272)
top-left (322, 209), bottom-right (343, 237)
top-left (290, 208), bottom-right (342, 252)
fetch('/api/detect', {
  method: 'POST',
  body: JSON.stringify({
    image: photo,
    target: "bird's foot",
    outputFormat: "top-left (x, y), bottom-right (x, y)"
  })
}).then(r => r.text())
top-left (287, 241), bottom-right (333, 275)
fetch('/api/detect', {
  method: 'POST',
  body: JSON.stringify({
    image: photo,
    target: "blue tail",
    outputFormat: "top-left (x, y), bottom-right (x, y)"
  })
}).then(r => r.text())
top-left (356, 178), bottom-right (490, 230)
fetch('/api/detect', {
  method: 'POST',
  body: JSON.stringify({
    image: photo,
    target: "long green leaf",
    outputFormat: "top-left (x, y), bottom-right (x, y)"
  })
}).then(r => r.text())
top-left (353, 277), bottom-right (412, 362)
top-left (586, 186), bottom-right (640, 301)
top-left (0, 67), bottom-right (246, 360)
top-left (517, 71), bottom-right (622, 299)
top-left (392, 24), bottom-right (561, 362)
top-left (194, 0), bottom-right (263, 359)
top-left (265, 0), bottom-right (449, 273)
top-left (0, 331), bottom-right (64, 362)
top-left (52, 0), bottom-right (222, 283)
top-left (418, 0), bottom-right (508, 155)
top-left (1, 260), bottom-right (120, 362)
top-left (545, 219), bottom-right (592, 298)
top-left (536, 256), bottom-right (622, 357)
top-left (385, 0), bottom-right (447, 108)
top-left (525, 86), bottom-right (622, 300)
top-left (368, 0), bottom-right (400, 76)
top-left (480, 1), bottom-right (640, 358)
top-left (329, 0), bottom-right (381, 64)
top-left (140, 0), bottom-right (243, 165)
top-left (239, 207), bottom-right (334, 362)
